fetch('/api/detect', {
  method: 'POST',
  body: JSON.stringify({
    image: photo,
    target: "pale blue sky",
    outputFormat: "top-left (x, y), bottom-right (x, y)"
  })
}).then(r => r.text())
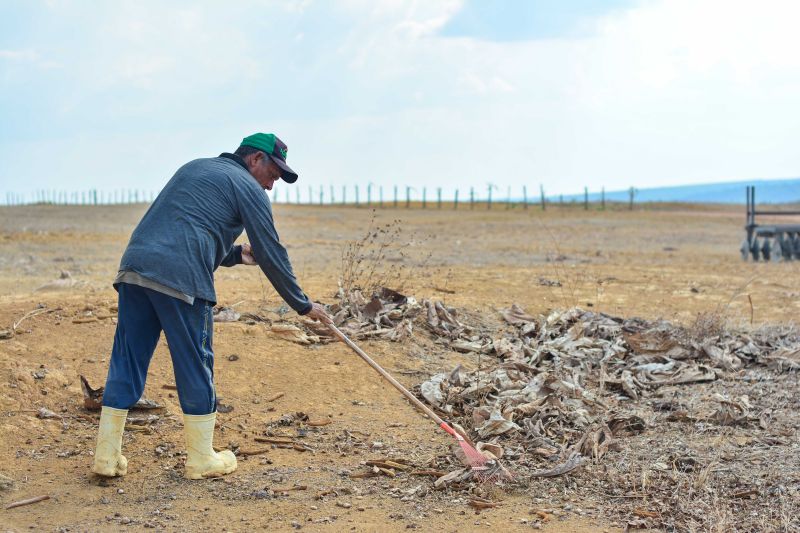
top-left (1, 0), bottom-right (799, 202)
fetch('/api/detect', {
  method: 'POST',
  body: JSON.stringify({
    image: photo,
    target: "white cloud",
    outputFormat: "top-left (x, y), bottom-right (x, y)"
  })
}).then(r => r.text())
top-left (0, 49), bottom-right (39, 61)
top-left (1, 0), bottom-right (799, 197)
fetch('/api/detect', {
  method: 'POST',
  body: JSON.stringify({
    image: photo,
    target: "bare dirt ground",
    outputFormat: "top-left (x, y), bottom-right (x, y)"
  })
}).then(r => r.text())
top-left (0, 202), bottom-right (798, 532)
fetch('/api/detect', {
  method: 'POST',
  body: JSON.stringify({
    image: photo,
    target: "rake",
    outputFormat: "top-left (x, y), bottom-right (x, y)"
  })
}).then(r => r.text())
top-left (328, 323), bottom-right (508, 479)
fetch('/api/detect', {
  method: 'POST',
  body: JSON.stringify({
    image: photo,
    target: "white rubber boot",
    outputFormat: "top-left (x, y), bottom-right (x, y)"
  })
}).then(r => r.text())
top-left (183, 412), bottom-right (237, 479)
top-left (92, 406), bottom-right (128, 477)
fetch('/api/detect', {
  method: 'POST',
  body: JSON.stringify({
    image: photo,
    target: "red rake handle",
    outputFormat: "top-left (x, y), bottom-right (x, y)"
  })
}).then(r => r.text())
top-left (328, 323), bottom-right (447, 427)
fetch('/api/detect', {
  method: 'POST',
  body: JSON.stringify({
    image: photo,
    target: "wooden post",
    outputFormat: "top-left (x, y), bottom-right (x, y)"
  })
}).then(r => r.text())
top-left (406, 186), bottom-right (411, 208)
top-left (470, 187), bottom-right (474, 210)
top-left (523, 186), bottom-right (528, 209)
top-left (367, 184), bottom-right (371, 206)
top-left (422, 187), bottom-right (427, 209)
top-left (629, 187), bottom-right (635, 210)
top-left (330, 185), bottom-right (335, 204)
top-left (584, 187), bottom-right (588, 210)
top-left (355, 185), bottom-right (360, 206)
top-left (437, 187), bottom-right (442, 209)
top-left (540, 184), bottom-right (546, 211)
top-left (454, 189), bottom-right (459, 210)
top-left (487, 185), bottom-right (493, 210)
top-left (320, 185), bottom-right (324, 205)
top-left (342, 185), bottom-right (346, 205)
top-left (601, 187), bottom-right (605, 210)
top-left (393, 185), bottom-right (398, 208)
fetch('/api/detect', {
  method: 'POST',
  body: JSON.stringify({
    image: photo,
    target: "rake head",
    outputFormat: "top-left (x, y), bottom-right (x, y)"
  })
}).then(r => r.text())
top-left (441, 422), bottom-right (514, 482)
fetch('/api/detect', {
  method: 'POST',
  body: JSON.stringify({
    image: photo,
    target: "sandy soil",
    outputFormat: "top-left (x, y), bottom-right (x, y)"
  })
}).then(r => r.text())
top-left (0, 203), bottom-right (797, 532)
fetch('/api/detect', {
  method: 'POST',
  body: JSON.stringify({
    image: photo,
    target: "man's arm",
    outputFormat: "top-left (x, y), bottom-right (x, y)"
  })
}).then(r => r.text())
top-left (234, 185), bottom-right (312, 315)
top-left (240, 242), bottom-right (331, 323)
top-left (220, 245), bottom-right (243, 267)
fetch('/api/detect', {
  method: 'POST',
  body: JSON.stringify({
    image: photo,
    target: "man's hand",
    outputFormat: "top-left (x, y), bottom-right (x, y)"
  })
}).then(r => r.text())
top-left (305, 302), bottom-right (333, 325)
top-left (241, 243), bottom-right (257, 265)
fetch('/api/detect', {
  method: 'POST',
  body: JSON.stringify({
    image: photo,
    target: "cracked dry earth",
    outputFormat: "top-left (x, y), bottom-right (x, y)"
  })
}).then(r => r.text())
top-left (0, 203), bottom-right (798, 532)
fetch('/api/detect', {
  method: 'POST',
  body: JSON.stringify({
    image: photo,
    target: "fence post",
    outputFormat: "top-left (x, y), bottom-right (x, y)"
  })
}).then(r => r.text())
top-left (454, 189), bottom-right (459, 210)
top-left (406, 186), bottom-right (411, 208)
top-left (367, 184), bottom-right (371, 207)
top-left (540, 185), bottom-right (546, 211)
top-left (422, 187), bottom-right (427, 209)
top-left (437, 187), bottom-right (442, 209)
top-left (355, 185), bottom-right (360, 207)
top-left (523, 186), bottom-right (528, 210)
top-left (330, 185), bottom-right (335, 204)
top-left (470, 187), bottom-right (474, 210)
top-left (629, 187), bottom-right (635, 210)
top-left (379, 186), bottom-right (383, 208)
top-left (487, 185), bottom-right (493, 210)
top-left (601, 187), bottom-right (605, 210)
top-left (393, 185), bottom-right (398, 208)
top-left (342, 185), bottom-right (346, 205)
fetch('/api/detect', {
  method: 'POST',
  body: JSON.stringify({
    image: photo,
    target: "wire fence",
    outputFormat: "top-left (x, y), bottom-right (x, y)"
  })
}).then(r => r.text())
top-left (2, 185), bottom-right (639, 210)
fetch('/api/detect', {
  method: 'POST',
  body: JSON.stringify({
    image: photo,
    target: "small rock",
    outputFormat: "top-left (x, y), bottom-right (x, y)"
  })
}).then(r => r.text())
top-left (290, 520), bottom-right (302, 529)
top-left (336, 502), bottom-right (352, 509)
top-left (120, 517), bottom-right (131, 524)
top-left (0, 473), bottom-right (14, 490)
top-left (117, 488), bottom-right (125, 494)
top-left (37, 407), bottom-right (59, 419)
top-left (371, 442), bottom-right (384, 450)
top-left (228, 354), bottom-right (239, 362)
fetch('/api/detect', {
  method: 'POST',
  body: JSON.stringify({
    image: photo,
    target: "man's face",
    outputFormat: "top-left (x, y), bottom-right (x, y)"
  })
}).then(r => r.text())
top-left (248, 152), bottom-right (281, 190)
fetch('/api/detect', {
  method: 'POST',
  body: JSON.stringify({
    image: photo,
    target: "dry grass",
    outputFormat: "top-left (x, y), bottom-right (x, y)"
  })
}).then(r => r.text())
top-left (338, 212), bottom-right (431, 303)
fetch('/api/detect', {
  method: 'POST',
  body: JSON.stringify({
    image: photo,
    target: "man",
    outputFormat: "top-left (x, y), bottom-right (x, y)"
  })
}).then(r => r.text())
top-left (92, 133), bottom-right (331, 480)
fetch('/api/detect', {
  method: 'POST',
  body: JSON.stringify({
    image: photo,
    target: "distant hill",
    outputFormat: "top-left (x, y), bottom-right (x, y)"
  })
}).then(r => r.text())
top-left (553, 178), bottom-right (800, 204)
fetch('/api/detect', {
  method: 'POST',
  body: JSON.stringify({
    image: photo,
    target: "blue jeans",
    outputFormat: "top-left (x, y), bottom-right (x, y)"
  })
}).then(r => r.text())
top-left (102, 283), bottom-right (216, 415)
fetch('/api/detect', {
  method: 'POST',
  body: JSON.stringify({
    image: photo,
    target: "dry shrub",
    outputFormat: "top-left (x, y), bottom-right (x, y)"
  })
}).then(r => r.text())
top-left (534, 218), bottom-right (595, 309)
top-left (338, 212), bottom-right (430, 303)
top-left (684, 276), bottom-right (759, 344)
top-left (687, 310), bottom-right (727, 342)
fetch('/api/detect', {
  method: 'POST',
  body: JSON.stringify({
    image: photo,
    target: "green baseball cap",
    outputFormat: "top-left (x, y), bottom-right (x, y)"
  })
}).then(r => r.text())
top-left (239, 133), bottom-right (298, 183)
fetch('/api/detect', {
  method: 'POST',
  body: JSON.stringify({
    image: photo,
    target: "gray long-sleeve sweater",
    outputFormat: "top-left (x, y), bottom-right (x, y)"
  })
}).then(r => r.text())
top-left (117, 153), bottom-right (311, 313)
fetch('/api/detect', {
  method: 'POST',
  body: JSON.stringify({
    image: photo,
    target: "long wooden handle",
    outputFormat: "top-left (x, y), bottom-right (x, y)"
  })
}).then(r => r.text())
top-left (328, 324), bottom-right (445, 426)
